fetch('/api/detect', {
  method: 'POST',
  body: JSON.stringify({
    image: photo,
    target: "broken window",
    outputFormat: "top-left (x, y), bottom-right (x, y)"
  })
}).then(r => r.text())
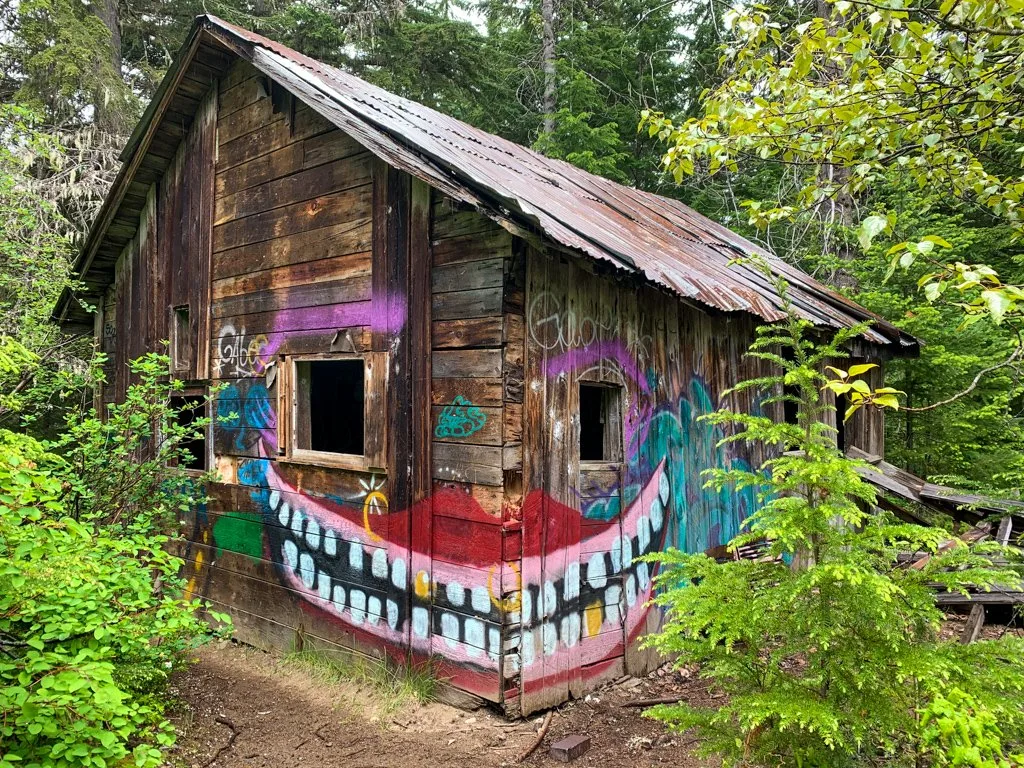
top-left (171, 305), bottom-right (191, 373)
top-left (169, 394), bottom-right (208, 471)
top-left (579, 383), bottom-right (622, 462)
top-left (294, 358), bottom-right (365, 457)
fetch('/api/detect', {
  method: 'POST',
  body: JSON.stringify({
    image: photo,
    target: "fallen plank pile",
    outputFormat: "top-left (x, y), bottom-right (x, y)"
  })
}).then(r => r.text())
top-left (847, 447), bottom-right (1024, 640)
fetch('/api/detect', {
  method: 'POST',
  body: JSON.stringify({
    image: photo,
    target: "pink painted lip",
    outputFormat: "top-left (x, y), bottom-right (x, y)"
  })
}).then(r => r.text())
top-left (258, 457), bottom-right (670, 673)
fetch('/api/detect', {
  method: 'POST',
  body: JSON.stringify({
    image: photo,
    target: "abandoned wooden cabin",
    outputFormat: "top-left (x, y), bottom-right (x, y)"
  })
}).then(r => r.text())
top-left (53, 16), bottom-right (919, 715)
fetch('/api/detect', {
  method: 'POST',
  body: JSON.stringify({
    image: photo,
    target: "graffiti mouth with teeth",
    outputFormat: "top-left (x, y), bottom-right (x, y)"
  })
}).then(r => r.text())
top-left (240, 452), bottom-right (672, 680)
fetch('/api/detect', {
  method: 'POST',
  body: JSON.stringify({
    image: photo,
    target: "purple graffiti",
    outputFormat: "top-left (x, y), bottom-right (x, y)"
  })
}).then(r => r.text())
top-left (543, 340), bottom-right (651, 395)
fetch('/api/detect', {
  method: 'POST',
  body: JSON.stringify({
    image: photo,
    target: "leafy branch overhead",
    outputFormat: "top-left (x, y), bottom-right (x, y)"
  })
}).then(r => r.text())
top-left (642, 0), bottom-right (1024, 328)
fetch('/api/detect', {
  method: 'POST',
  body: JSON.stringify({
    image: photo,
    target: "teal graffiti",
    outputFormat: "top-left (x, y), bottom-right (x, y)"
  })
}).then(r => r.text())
top-left (626, 377), bottom-right (762, 556)
top-left (435, 396), bottom-right (487, 439)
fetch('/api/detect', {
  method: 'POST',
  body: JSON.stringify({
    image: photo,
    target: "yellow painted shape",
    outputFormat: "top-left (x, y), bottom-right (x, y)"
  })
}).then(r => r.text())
top-left (584, 600), bottom-right (603, 638)
top-left (362, 490), bottom-right (387, 542)
top-left (414, 570), bottom-right (431, 599)
top-left (488, 561), bottom-right (522, 612)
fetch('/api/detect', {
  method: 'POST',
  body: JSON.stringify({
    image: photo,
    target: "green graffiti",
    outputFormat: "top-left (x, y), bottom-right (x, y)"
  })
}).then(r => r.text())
top-left (212, 511), bottom-right (264, 560)
top-left (434, 395), bottom-right (487, 439)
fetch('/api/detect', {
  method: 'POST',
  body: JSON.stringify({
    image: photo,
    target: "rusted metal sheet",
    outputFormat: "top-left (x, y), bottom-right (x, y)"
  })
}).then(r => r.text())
top-left (58, 14), bottom-right (919, 354)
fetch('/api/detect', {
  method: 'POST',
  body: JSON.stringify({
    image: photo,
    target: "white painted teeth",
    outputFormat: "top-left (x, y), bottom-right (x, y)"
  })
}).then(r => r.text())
top-left (283, 539), bottom-right (298, 569)
top-left (587, 552), bottom-right (607, 589)
top-left (649, 496), bottom-right (664, 532)
top-left (306, 517), bottom-right (321, 550)
top-left (271, 469), bottom-right (671, 664)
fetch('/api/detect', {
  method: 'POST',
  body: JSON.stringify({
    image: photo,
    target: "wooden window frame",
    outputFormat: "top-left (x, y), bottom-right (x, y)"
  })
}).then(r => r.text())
top-left (170, 304), bottom-right (192, 375)
top-left (167, 385), bottom-right (212, 477)
top-left (578, 380), bottom-right (624, 469)
top-left (278, 351), bottom-right (387, 473)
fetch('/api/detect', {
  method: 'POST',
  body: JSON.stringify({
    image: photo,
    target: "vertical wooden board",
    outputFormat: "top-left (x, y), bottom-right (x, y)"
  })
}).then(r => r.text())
top-left (410, 177), bottom-right (433, 670)
top-left (194, 84), bottom-right (217, 380)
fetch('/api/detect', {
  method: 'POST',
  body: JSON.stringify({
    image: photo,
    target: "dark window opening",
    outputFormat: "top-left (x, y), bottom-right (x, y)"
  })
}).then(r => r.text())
top-left (296, 359), bottom-right (365, 456)
top-left (172, 305), bottom-right (191, 372)
top-left (579, 383), bottom-right (622, 462)
top-left (783, 388), bottom-right (799, 426)
top-left (169, 395), bottom-right (207, 471)
top-left (835, 392), bottom-right (848, 452)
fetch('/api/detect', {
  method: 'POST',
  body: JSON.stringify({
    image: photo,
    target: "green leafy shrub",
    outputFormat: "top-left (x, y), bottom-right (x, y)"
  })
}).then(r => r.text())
top-left (643, 269), bottom-right (1024, 767)
top-left (0, 354), bottom-right (227, 767)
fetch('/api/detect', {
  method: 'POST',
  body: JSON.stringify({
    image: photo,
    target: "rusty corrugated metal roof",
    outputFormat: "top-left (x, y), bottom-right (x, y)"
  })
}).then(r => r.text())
top-left (60, 15), bottom-right (919, 352)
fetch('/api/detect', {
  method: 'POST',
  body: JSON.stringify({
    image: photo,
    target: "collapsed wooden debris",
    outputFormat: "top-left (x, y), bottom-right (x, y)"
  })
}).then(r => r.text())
top-left (848, 447), bottom-right (1024, 640)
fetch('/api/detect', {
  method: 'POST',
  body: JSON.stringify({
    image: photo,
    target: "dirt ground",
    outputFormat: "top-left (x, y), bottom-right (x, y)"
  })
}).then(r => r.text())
top-left (167, 642), bottom-right (715, 768)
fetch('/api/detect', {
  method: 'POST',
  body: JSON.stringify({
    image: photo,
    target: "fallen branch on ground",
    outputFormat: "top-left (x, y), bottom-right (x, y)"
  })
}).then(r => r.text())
top-left (516, 710), bottom-right (553, 762)
top-left (202, 716), bottom-right (239, 768)
top-left (621, 696), bottom-right (685, 708)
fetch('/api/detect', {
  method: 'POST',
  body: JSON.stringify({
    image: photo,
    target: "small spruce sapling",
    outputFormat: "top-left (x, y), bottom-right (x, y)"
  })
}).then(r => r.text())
top-left (642, 265), bottom-right (1024, 767)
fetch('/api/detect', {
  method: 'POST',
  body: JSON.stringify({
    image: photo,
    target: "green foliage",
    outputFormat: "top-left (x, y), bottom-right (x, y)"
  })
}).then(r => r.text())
top-left (0, 355), bottom-right (227, 767)
top-left (921, 689), bottom-right (1024, 768)
top-left (0, 105), bottom-right (87, 427)
top-left (643, 268), bottom-right (1024, 767)
top-left (55, 352), bottom-right (217, 527)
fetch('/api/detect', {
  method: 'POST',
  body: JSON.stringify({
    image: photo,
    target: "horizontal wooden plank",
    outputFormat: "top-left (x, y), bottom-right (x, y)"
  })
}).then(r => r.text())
top-left (432, 349), bottom-right (502, 378)
top-left (432, 206), bottom-right (504, 241)
top-left (213, 184), bottom-right (372, 252)
top-left (431, 377), bottom-right (504, 408)
top-left (212, 221), bottom-right (372, 283)
top-left (432, 257), bottom-right (503, 293)
top-left (218, 74), bottom-right (267, 118)
top-left (432, 230), bottom-right (511, 267)
top-left (579, 470), bottom-right (621, 498)
top-left (433, 287), bottom-right (503, 321)
top-left (217, 95), bottom-right (279, 145)
top-left (212, 300), bottom-right (371, 337)
top-left (217, 130), bottom-right (363, 198)
top-left (214, 251), bottom-right (371, 302)
top-left (432, 317), bottom-right (504, 349)
top-left (433, 441), bottom-right (502, 469)
top-left (217, 105), bottom-right (333, 171)
top-left (212, 275), bottom-right (371, 319)
top-left (215, 153), bottom-right (373, 225)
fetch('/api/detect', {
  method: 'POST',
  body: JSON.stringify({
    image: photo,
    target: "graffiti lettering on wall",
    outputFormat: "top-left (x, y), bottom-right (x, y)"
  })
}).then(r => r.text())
top-left (214, 324), bottom-right (271, 377)
top-left (434, 396), bottom-right (487, 439)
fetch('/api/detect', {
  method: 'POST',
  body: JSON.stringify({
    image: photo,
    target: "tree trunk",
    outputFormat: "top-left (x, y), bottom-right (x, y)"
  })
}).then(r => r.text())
top-left (540, 0), bottom-right (557, 136)
top-left (93, 0), bottom-right (123, 133)
top-left (814, 0), bottom-right (858, 291)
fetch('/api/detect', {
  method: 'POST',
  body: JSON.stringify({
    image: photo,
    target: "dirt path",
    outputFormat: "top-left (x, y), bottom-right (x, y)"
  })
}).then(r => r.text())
top-left (167, 642), bottom-right (715, 768)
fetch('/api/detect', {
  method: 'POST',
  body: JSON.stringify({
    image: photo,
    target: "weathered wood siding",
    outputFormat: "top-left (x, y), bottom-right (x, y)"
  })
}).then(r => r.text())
top-left (96, 56), bottom-right (889, 716)
top-left (516, 249), bottom-right (774, 714)
top-left (100, 84), bottom-right (217, 405)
